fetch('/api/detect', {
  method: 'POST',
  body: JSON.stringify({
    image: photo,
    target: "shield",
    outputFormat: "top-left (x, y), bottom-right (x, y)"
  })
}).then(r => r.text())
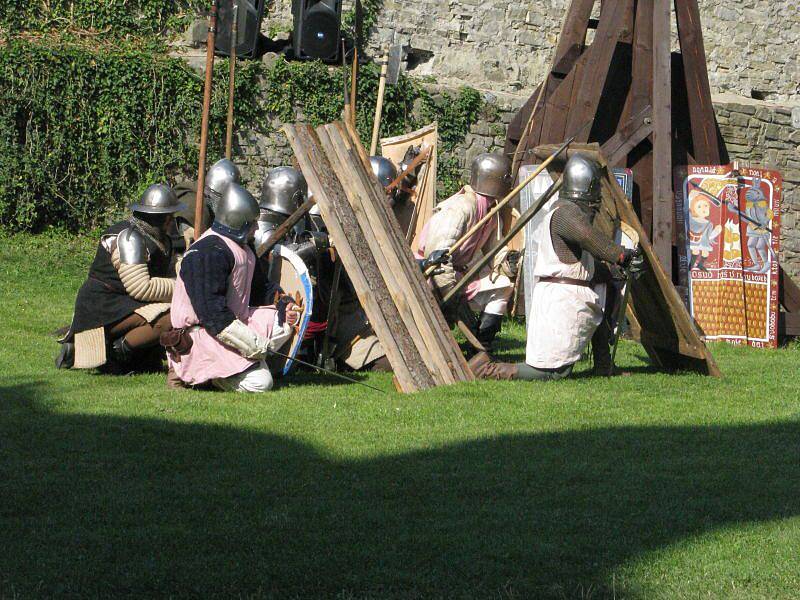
top-left (268, 244), bottom-right (314, 375)
top-left (380, 122), bottom-right (438, 253)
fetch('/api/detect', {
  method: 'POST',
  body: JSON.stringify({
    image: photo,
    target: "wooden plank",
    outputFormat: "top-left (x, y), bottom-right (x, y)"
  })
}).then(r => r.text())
top-left (317, 124), bottom-right (457, 385)
top-left (779, 265), bottom-right (800, 313)
top-left (284, 124), bottom-right (434, 392)
top-left (554, 0), bottom-right (596, 61)
top-left (627, 0), bottom-right (655, 239)
top-left (333, 121), bottom-right (474, 382)
top-left (779, 312), bottom-right (800, 337)
top-left (674, 0), bottom-right (721, 164)
top-left (603, 104), bottom-right (653, 166)
top-left (652, 0), bottom-right (673, 276)
top-left (510, 0), bottom-right (594, 164)
top-left (564, 0), bottom-right (630, 140)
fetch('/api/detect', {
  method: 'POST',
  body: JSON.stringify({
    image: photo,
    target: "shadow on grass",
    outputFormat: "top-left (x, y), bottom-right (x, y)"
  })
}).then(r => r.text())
top-left (1, 379), bottom-right (798, 598)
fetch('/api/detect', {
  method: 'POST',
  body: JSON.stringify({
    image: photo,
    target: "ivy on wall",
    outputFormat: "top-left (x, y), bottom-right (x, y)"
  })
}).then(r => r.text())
top-left (0, 37), bottom-right (264, 231)
top-left (0, 0), bottom-right (485, 232)
top-left (0, 1), bottom-right (207, 36)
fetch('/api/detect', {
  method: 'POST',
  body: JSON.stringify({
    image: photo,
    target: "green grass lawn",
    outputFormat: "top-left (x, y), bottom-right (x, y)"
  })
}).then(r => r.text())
top-left (1, 233), bottom-right (799, 599)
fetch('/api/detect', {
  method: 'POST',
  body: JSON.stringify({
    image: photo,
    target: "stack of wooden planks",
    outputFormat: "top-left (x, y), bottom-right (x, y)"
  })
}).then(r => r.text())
top-left (284, 121), bottom-right (474, 393)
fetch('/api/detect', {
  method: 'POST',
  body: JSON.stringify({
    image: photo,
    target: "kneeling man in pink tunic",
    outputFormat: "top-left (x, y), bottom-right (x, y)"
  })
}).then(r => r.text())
top-left (167, 183), bottom-right (299, 392)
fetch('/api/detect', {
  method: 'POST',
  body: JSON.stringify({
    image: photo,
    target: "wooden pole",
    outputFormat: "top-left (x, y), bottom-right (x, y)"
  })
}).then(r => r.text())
top-left (441, 177), bottom-right (564, 305)
top-left (369, 53), bottom-right (388, 155)
top-left (224, 2), bottom-right (239, 160)
top-left (255, 197), bottom-right (316, 257)
top-left (194, 1), bottom-right (218, 238)
top-left (385, 146), bottom-right (430, 192)
top-left (652, 0), bottom-right (673, 275)
top-left (350, 49), bottom-right (358, 128)
top-left (424, 134), bottom-right (576, 277)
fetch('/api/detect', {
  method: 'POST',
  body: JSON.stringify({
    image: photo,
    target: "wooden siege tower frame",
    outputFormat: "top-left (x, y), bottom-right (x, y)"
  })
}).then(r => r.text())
top-left (505, 0), bottom-right (800, 338)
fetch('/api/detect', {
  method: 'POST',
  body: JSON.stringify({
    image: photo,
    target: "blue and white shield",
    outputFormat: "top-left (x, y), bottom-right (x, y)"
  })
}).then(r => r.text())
top-left (269, 244), bottom-right (314, 375)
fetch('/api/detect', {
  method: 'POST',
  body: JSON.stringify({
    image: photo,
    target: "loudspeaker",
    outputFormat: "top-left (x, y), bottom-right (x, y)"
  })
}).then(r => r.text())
top-left (291, 0), bottom-right (343, 61)
top-left (214, 0), bottom-right (266, 59)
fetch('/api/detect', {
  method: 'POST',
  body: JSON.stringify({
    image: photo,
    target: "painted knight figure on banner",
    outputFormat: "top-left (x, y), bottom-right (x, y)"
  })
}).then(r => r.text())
top-left (675, 164), bottom-right (782, 348)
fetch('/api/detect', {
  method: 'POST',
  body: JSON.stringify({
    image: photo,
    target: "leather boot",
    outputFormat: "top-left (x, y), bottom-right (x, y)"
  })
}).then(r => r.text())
top-left (476, 312), bottom-right (503, 349)
top-left (55, 342), bottom-right (75, 369)
top-left (166, 366), bottom-right (189, 390)
top-left (467, 351), bottom-right (492, 375)
top-left (480, 362), bottom-right (519, 380)
top-left (467, 352), bottom-right (518, 381)
top-left (111, 336), bottom-right (135, 364)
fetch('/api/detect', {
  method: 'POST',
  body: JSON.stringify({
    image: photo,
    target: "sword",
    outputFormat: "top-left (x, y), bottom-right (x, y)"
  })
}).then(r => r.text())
top-left (687, 179), bottom-right (773, 234)
top-left (270, 348), bottom-right (388, 394)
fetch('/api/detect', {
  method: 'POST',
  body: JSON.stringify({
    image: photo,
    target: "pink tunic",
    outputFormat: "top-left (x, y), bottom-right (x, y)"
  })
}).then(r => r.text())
top-left (169, 230), bottom-right (277, 385)
top-left (416, 187), bottom-right (497, 300)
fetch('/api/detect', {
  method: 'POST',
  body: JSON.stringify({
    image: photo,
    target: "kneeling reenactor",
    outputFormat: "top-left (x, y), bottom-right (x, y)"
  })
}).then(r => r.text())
top-left (166, 183), bottom-right (300, 392)
top-left (56, 185), bottom-right (184, 372)
top-left (416, 153), bottom-right (517, 349)
top-left (470, 153), bottom-right (641, 380)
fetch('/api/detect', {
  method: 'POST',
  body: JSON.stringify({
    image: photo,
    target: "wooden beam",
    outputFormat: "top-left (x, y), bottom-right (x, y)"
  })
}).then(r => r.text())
top-left (652, 0), bottom-right (673, 275)
top-left (779, 265), bottom-right (800, 313)
top-left (284, 124), bottom-right (434, 392)
top-left (674, 0), bottom-right (721, 164)
top-left (564, 0), bottom-right (631, 141)
top-left (603, 103), bottom-right (653, 166)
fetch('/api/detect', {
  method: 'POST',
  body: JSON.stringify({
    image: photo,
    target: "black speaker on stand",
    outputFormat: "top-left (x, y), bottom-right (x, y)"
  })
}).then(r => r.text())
top-left (214, 0), bottom-right (267, 58)
top-left (291, 0), bottom-right (343, 62)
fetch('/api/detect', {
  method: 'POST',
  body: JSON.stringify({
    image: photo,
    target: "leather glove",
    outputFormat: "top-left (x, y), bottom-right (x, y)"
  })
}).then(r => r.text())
top-left (621, 247), bottom-right (646, 276)
top-left (422, 249), bottom-right (451, 271)
top-left (216, 319), bottom-right (270, 360)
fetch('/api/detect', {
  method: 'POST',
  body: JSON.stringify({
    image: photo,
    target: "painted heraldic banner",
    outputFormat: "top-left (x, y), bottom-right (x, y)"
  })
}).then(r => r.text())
top-left (675, 164), bottom-right (782, 348)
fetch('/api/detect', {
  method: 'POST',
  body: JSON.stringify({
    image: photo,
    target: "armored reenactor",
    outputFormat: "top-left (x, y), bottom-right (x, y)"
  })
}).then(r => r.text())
top-left (416, 153), bottom-right (517, 348)
top-left (56, 184), bottom-right (184, 372)
top-left (254, 166), bottom-right (307, 248)
top-left (166, 183), bottom-right (300, 392)
top-left (172, 158), bottom-right (241, 250)
top-left (470, 153), bottom-right (641, 381)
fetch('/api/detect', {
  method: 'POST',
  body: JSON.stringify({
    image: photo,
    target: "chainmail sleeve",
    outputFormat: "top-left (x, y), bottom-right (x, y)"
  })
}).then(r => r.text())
top-left (550, 203), bottom-right (625, 265)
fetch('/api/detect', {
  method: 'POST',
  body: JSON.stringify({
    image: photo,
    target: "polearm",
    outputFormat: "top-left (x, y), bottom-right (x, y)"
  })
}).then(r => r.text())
top-left (687, 178), bottom-right (773, 234)
top-left (385, 146), bottom-right (431, 194)
top-left (424, 134), bottom-right (576, 278)
top-left (270, 347), bottom-right (387, 393)
top-left (194, 0), bottom-right (218, 237)
top-left (255, 197), bottom-right (316, 257)
top-left (441, 175), bottom-right (564, 305)
top-left (224, 2), bottom-right (239, 160)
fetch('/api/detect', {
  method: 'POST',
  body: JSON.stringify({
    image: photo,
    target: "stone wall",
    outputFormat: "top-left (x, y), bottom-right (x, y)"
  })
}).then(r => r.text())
top-left (229, 0), bottom-right (800, 275)
top-left (265, 0), bottom-right (799, 102)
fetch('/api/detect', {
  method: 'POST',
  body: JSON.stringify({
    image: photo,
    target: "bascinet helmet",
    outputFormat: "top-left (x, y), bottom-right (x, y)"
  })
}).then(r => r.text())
top-left (369, 156), bottom-right (398, 188)
top-left (130, 184), bottom-right (186, 214)
top-left (205, 158), bottom-right (241, 214)
top-left (213, 183), bottom-right (260, 244)
top-left (260, 167), bottom-right (307, 216)
top-left (469, 153), bottom-right (512, 198)
top-left (561, 153), bottom-right (602, 207)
